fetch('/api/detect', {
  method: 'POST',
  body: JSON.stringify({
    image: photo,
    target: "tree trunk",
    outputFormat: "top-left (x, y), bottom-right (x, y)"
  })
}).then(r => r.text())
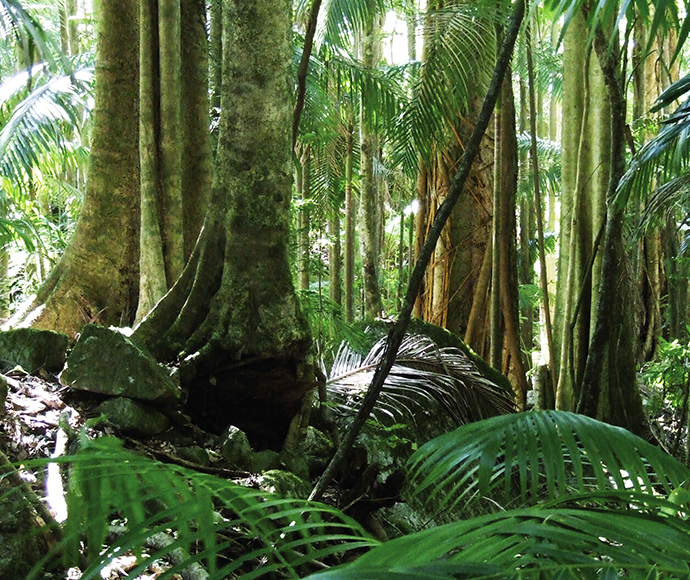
top-left (133, 0), bottom-right (312, 451)
top-left (497, 72), bottom-right (528, 407)
top-left (359, 8), bottom-right (382, 318)
top-left (9, 0), bottom-right (140, 336)
top-left (344, 122), bottom-right (355, 321)
top-left (180, 0), bottom-right (212, 259)
top-left (329, 206), bottom-right (342, 306)
top-left (297, 145), bottom-right (312, 291)
top-left (577, 14), bottom-right (646, 435)
top-left (136, 0), bottom-right (188, 322)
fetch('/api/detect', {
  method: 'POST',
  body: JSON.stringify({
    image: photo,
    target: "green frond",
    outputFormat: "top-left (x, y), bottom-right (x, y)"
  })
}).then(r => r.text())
top-left (318, 0), bottom-right (387, 50)
top-left (296, 288), bottom-right (369, 358)
top-left (327, 334), bottom-right (515, 426)
top-left (617, 76), bottom-right (690, 211)
top-left (25, 436), bottom-right (376, 580)
top-left (0, 65), bottom-right (94, 190)
top-left (0, 213), bottom-right (37, 251)
top-left (306, 505), bottom-right (690, 579)
top-left (408, 411), bottom-right (690, 512)
top-left (0, 0), bottom-right (55, 68)
top-left (389, 4), bottom-right (496, 174)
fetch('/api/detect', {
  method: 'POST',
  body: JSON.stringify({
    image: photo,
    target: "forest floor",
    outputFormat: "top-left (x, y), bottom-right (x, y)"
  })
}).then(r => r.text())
top-left (0, 368), bottom-right (256, 579)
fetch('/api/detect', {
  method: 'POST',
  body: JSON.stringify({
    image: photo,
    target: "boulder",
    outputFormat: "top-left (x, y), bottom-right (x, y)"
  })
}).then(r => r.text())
top-left (219, 425), bottom-right (253, 470)
top-left (0, 328), bottom-right (68, 374)
top-left (60, 324), bottom-right (179, 405)
top-left (96, 397), bottom-right (170, 437)
top-left (255, 470), bottom-right (311, 499)
top-left (301, 426), bottom-right (334, 477)
top-left (251, 449), bottom-right (280, 473)
top-left (174, 446), bottom-right (210, 467)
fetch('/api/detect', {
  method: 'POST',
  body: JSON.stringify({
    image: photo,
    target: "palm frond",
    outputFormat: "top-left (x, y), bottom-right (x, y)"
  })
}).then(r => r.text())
top-left (0, 0), bottom-right (55, 68)
top-left (0, 65), bottom-right (94, 190)
top-left (25, 436), bottom-right (376, 580)
top-left (327, 334), bottom-right (515, 426)
top-left (318, 0), bottom-right (387, 50)
top-left (388, 4), bottom-right (497, 175)
top-left (408, 410), bottom-right (690, 513)
top-left (0, 213), bottom-right (38, 251)
top-left (617, 104), bottom-right (690, 211)
top-left (305, 505), bottom-right (690, 580)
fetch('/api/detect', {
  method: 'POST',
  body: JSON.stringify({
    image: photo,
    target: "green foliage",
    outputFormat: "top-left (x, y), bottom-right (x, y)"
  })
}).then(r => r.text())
top-left (307, 411), bottom-right (690, 579)
top-left (24, 435), bottom-right (376, 580)
top-left (296, 288), bottom-right (369, 359)
top-left (409, 411), bottom-right (689, 511)
top-left (641, 335), bottom-right (690, 410)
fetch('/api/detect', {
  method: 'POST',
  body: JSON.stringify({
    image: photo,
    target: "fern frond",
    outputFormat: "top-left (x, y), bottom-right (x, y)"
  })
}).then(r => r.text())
top-left (305, 505), bottom-right (690, 579)
top-left (27, 436), bottom-right (376, 580)
top-left (408, 411), bottom-right (690, 513)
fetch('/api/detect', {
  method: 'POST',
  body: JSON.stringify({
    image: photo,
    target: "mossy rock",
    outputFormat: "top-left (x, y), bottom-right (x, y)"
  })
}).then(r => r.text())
top-left (256, 470), bottom-right (311, 499)
top-left (0, 328), bottom-right (69, 373)
top-left (60, 324), bottom-right (180, 405)
top-left (96, 396), bottom-right (170, 437)
top-left (219, 425), bottom-right (253, 470)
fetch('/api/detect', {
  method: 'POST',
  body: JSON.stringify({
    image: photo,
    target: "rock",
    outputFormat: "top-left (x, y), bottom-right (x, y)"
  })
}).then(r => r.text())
top-left (174, 446), bottom-right (210, 467)
top-left (251, 449), bottom-right (280, 473)
top-left (280, 449), bottom-right (310, 480)
top-left (301, 426), bottom-right (334, 477)
top-left (60, 324), bottom-right (179, 405)
top-left (256, 470), bottom-right (311, 499)
top-left (96, 397), bottom-right (170, 437)
top-left (219, 425), bottom-right (253, 470)
top-left (0, 328), bottom-right (69, 374)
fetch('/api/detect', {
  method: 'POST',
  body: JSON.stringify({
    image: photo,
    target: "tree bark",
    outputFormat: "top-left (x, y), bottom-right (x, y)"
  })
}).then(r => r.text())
top-left (577, 14), bottom-right (646, 435)
top-left (344, 122), bottom-right (355, 321)
top-left (9, 0), bottom-right (140, 336)
top-left (134, 0), bottom-right (312, 450)
top-left (359, 8), bottom-right (383, 318)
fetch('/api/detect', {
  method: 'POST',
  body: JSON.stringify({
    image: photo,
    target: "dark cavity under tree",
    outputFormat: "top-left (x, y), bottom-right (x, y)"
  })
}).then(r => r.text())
top-left (133, 0), bottom-right (312, 450)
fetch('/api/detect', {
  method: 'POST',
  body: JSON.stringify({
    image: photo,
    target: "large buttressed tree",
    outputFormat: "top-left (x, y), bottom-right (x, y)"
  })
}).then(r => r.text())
top-left (133, 0), bottom-right (312, 449)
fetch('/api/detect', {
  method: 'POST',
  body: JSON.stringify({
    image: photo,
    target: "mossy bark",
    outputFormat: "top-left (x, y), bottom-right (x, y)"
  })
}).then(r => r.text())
top-left (10, 0), bottom-right (140, 336)
top-left (133, 0), bottom-right (312, 449)
top-left (136, 0), bottom-right (192, 322)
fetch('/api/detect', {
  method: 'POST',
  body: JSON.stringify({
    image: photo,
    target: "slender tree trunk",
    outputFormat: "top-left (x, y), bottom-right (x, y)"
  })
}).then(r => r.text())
top-left (329, 207), bottom-right (342, 306)
top-left (359, 8), bottom-right (382, 318)
top-left (526, 23), bottom-right (557, 397)
top-left (180, 0), bottom-right (212, 259)
top-left (136, 0), bottom-right (209, 322)
top-left (209, 0), bottom-right (222, 149)
top-left (297, 145), bottom-right (311, 291)
top-left (518, 76), bottom-right (534, 361)
top-left (344, 123), bottom-right (355, 321)
top-left (497, 72), bottom-right (528, 406)
top-left (137, 0), bottom-right (168, 320)
top-left (577, 15), bottom-right (646, 435)
top-left (489, 88), bottom-right (503, 370)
